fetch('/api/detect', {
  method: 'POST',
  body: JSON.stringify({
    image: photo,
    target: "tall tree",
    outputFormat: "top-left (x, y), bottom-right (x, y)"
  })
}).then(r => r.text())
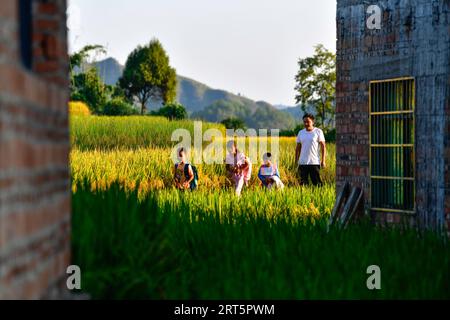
top-left (69, 45), bottom-right (108, 114)
top-left (294, 44), bottom-right (336, 128)
top-left (69, 44), bottom-right (106, 72)
top-left (119, 39), bottom-right (177, 115)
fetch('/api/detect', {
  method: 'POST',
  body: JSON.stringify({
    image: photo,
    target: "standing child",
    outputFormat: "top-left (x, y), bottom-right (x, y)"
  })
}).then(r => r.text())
top-left (225, 140), bottom-right (252, 196)
top-left (258, 153), bottom-right (284, 190)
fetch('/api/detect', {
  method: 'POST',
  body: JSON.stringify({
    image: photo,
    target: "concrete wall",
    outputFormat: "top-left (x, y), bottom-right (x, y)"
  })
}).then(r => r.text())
top-left (0, 0), bottom-right (70, 299)
top-left (336, 0), bottom-right (450, 231)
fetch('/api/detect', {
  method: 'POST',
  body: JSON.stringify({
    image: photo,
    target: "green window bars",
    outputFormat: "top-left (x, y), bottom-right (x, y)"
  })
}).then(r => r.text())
top-left (369, 78), bottom-right (415, 214)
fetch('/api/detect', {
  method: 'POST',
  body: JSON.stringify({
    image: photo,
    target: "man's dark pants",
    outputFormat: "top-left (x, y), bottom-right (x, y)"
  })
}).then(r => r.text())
top-left (298, 165), bottom-right (322, 186)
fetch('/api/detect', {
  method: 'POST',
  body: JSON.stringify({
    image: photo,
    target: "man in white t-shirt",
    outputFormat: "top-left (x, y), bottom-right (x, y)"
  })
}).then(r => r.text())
top-left (295, 113), bottom-right (326, 186)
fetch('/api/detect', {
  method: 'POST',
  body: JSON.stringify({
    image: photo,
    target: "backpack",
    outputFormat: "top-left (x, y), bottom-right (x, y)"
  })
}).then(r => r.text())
top-left (175, 163), bottom-right (198, 191)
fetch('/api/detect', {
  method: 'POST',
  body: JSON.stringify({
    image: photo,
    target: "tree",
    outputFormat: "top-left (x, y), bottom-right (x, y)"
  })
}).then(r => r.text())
top-left (119, 39), bottom-right (177, 115)
top-left (294, 44), bottom-right (336, 128)
top-left (70, 44), bottom-right (106, 72)
top-left (152, 103), bottom-right (187, 121)
top-left (221, 118), bottom-right (247, 130)
top-left (71, 68), bottom-right (107, 114)
top-left (69, 45), bottom-right (108, 114)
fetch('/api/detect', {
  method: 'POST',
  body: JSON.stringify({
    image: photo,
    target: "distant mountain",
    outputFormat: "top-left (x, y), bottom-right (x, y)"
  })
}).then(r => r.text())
top-left (274, 104), bottom-right (295, 110)
top-left (94, 58), bottom-right (124, 85)
top-left (191, 100), bottom-right (296, 130)
top-left (281, 106), bottom-right (303, 120)
top-left (276, 104), bottom-right (320, 121)
top-left (176, 75), bottom-right (259, 114)
top-left (93, 57), bottom-right (297, 129)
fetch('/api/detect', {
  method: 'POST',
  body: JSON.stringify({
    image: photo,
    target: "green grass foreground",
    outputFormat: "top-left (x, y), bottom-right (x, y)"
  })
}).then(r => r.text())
top-left (72, 183), bottom-right (450, 300)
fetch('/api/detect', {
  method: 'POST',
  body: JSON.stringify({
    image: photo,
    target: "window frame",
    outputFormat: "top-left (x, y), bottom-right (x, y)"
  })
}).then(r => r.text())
top-left (369, 77), bottom-right (416, 215)
top-left (19, 0), bottom-right (33, 70)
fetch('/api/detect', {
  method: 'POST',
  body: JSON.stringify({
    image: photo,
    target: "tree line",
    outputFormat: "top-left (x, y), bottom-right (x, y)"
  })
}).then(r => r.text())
top-left (70, 39), bottom-right (187, 120)
top-left (70, 39), bottom-right (336, 135)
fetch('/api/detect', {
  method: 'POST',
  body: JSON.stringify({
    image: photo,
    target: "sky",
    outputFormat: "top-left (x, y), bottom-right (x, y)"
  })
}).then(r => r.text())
top-left (67, 0), bottom-right (337, 106)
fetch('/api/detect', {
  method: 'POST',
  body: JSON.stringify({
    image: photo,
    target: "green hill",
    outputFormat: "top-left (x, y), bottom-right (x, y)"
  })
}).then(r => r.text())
top-left (93, 57), bottom-right (297, 129)
top-left (176, 75), bottom-right (260, 114)
top-left (191, 100), bottom-right (296, 130)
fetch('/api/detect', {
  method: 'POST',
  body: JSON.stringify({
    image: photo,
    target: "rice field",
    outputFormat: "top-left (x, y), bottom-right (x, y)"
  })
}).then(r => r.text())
top-left (70, 142), bottom-right (336, 198)
top-left (70, 115), bottom-right (450, 299)
top-left (70, 115), bottom-right (336, 197)
top-left (70, 115), bottom-right (226, 150)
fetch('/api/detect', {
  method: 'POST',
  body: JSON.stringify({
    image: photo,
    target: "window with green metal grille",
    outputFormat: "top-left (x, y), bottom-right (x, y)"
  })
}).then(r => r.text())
top-left (369, 78), bottom-right (415, 214)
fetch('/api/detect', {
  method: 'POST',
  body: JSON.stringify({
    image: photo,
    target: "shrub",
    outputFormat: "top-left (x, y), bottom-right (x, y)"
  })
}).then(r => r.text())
top-left (69, 101), bottom-right (91, 116)
top-left (220, 118), bottom-right (247, 130)
top-left (103, 98), bottom-right (138, 116)
top-left (152, 103), bottom-right (187, 120)
top-left (279, 124), bottom-right (304, 137)
top-left (324, 128), bottom-right (336, 142)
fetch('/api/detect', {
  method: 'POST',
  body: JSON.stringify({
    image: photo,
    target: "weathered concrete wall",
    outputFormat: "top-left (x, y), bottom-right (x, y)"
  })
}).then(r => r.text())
top-left (0, 0), bottom-right (70, 299)
top-left (336, 0), bottom-right (450, 231)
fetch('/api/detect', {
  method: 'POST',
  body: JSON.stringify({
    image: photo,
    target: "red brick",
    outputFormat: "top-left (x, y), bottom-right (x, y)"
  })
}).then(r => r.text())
top-left (0, 0), bottom-right (16, 18)
top-left (38, 3), bottom-right (58, 15)
top-left (34, 61), bottom-right (59, 73)
top-left (34, 19), bottom-right (59, 31)
top-left (42, 34), bottom-right (58, 60)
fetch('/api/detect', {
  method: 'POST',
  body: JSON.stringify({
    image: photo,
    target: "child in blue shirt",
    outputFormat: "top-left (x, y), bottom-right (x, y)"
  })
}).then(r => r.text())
top-left (258, 153), bottom-right (285, 190)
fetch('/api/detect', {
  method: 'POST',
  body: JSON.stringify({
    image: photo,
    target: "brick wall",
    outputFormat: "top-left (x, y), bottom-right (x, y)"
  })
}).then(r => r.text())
top-left (336, 0), bottom-right (450, 231)
top-left (446, 68), bottom-right (450, 232)
top-left (0, 0), bottom-right (70, 299)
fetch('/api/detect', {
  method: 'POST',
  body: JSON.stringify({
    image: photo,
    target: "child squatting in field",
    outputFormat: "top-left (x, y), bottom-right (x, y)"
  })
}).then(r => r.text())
top-left (257, 152), bottom-right (284, 190)
top-left (173, 147), bottom-right (196, 191)
top-left (225, 140), bottom-right (252, 196)
top-left (173, 143), bottom-right (286, 195)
